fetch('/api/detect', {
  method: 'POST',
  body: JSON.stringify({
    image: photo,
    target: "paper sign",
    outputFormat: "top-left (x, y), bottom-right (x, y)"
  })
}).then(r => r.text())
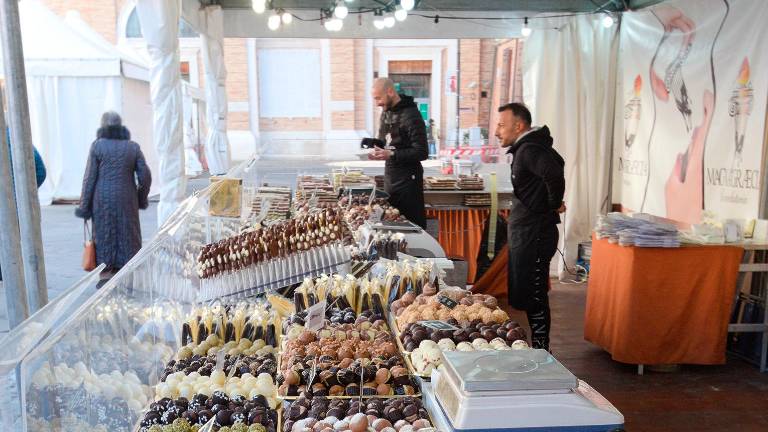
top-left (305, 300), bottom-right (327, 331)
top-left (418, 320), bottom-right (459, 331)
top-left (438, 295), bottom-right (458, 309)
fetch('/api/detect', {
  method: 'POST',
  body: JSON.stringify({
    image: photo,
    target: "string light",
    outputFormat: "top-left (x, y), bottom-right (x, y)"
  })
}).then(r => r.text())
top-left (281, 11), bottom-right (293, 24)
top-left (324, 17), bottom-right (343, 31)
top-left (268, 12), bottom-right (281, 30)
top-left (383, 14), bottom-right (395, 28)
top-left (521, 17), bottom-right (532, 37)
top-left (251, 0), bottom-right (266, 14)
top-left (373, 19), bottom-right (385, 29)
top-left (334, 1), bottom-right (349, 19)
top-left (602, 13), bottom-right (615, 28)
top-left (401, 0), bottom-right (416, 11)
top-left (395, 7), bottom-right (408, 22)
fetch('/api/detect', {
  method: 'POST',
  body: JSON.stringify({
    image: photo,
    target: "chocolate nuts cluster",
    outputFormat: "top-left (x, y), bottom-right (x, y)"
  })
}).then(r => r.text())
top-left (283, 396), bottom-right (431, 432)
top-left (277, 357), bottom-right (415, 397)
top-left (139, 393), bottom-right (277, 432)
top-left (400, 319), bottom-right (526, 351)
top-left (161, 352), bottom-right (277, 381)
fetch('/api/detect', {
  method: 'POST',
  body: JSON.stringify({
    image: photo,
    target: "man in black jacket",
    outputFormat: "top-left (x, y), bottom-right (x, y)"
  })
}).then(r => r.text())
top-left (496, 103), bottom-right (565, 351)
top-left (369, 78), bottom-right (428, 228)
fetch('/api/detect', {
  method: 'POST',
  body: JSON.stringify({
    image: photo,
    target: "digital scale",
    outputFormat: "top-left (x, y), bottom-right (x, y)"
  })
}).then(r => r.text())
top-left (424, 350), bottom-right (624, 432)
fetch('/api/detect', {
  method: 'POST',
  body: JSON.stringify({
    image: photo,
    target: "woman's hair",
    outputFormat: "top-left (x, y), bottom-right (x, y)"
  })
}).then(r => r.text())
top-left (97, 111), bottom-right (131, 140)
top-left (100, 111), bottom-right (122, 128)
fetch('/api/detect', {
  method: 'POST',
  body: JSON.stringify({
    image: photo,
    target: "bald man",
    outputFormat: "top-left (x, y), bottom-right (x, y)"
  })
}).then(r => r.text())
top-left (369, 78), bottom-right (428, 228)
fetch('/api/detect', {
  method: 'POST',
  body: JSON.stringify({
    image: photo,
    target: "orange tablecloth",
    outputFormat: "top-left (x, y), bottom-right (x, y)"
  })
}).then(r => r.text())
top-left (584, 237), bottom-right (743, 365)
top-left (425, 208), bottom-right (508, 283)
top-left (472, 245), bottom-right (509, 297)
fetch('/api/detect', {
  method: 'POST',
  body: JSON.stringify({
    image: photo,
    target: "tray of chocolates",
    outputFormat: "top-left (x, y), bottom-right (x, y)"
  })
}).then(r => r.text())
top-left (463, 194), bottom-right (492, 207)
top-left (457, 174), bottom-right (485, 191)
top-left (282, 396), bottom-right (434, 432)
top-left (391, 290), bottom-right (509, 332)
top-left (197, 207), bottom-right (344, 279)
top-left (398, 319), bottom-right (530, 378)
top-left (424, 177), bottom-right (458, 190)
top-left (28, 361), bottom-right (150, 431)
top-left (161, 350), bottom-right (278, 382)
top-left (138, 392), bottom-right (279, 432)
top-left (250, 186), bottom-right (293, 221)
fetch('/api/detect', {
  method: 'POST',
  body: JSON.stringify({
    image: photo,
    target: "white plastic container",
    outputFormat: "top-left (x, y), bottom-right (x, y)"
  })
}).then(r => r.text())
top-left (428, 367), bottom-right (624, 432)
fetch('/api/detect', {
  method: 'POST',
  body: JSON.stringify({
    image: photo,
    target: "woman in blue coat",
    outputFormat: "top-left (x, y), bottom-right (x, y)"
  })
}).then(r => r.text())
top-left (75, 112), bottom-right (152, 272)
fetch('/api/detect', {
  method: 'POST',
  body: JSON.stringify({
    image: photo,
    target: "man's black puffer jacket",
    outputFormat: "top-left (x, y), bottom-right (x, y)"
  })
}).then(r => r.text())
top-left (378, 94), bottom-right (428, 188)
top-left (507, 126), bottom-right (565, 225)
top-left (377, 94), bottom-right (428, 228)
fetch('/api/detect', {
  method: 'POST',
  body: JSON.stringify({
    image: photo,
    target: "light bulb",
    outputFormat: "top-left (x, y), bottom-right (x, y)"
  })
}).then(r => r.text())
top-left (395, 7), bottom-right (407, 21)
top-left (334, 2), bottom-right (349, 19)
top-left (268, 13), bottom-right (281, 30)
top-left (384, 15), bottom-right (395, 28)
top-left (373, 19), bottom-right (385, 30)
top-left (252, 0), bottom-right (266, 14)
top-left (282, 12), bottom-right (293, 24)
top-left (521, 17), bottom-right (531, 37)
top-left (401, 0), bottom-right (415, 11)
top-left (602, 14), bottom-right (614, 28)
top-left (325, 18), bottom-right (343, 32)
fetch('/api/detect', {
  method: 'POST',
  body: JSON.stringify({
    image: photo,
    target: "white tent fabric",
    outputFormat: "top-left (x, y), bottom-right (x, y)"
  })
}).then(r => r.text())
top-left (1, 0), bottom-right (152, 205)
top-left (63, 10), bottom-right (150, 82)
top-left (200, 5), bottom-right (231, 175)
top-left (137, 0), bottom-right (187, 224)
top-left (522, 14), bottom-right (619, 278)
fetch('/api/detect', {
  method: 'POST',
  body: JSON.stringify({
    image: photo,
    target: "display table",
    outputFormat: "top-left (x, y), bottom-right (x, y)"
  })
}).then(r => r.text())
top-left (425, 208), bottom-right (509, 283)
top-left (584, 237), bottom-right (744, 365)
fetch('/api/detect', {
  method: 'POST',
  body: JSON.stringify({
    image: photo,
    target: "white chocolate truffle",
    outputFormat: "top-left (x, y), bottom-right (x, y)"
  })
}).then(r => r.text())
top-left (437, 338), bottom-right (457, 351)
top-left (456, 342), bottom-right (475, 352)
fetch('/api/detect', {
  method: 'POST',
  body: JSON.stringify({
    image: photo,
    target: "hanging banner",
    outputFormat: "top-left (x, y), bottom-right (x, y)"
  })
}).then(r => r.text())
top-left (613, 0), bottom-right (768, 224)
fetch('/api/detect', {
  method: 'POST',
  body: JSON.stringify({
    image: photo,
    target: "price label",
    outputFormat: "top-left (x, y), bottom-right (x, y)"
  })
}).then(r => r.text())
top-left (438, 295), bottom-right (458, 309)
top-left (305, 300), bottom-right (327, 331)
top-left (418, 320), bottom-right (459, 331)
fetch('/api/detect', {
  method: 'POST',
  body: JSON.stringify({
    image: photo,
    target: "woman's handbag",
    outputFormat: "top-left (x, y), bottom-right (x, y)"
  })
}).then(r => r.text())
top-left (82, 221), bottom-right (96, 272)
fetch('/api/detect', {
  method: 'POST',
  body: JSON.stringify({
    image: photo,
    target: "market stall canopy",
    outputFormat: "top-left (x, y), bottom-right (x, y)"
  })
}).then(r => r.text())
top-left (182, 0), bottom-right (665, 38)
top-left (0, 0), bottom-right (147, 77)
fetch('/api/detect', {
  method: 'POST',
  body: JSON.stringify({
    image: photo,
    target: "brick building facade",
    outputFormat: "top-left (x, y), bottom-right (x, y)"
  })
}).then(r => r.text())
top-left (40, 0), bottom-right (522, 160)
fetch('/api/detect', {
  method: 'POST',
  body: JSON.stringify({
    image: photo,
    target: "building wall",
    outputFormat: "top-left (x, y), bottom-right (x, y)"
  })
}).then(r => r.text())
top-left (42, 0), bottom-right (128, 44)
top-left (458, 39), bottom-right (481, 131)
top-left (224, 39), bottom-right (249, 131)
top-left (330, 39), bottom-right (356, 131)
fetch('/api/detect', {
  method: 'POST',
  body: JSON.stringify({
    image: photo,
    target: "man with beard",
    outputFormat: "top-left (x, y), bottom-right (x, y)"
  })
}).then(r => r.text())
top-left (495, 103), bottom-right (565, 351)
top-left (368, 78), bottom-right (428, 228)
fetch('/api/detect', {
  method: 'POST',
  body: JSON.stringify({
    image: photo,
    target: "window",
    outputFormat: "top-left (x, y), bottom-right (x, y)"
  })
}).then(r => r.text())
top-left (125, 8), bottom-right (198, 39)
top-left (258, 49), bottom-right (322, 118)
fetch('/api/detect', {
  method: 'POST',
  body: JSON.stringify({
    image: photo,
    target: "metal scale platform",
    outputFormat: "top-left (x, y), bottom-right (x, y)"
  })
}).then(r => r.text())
top-left (422, 350), bottom-right (624, 432)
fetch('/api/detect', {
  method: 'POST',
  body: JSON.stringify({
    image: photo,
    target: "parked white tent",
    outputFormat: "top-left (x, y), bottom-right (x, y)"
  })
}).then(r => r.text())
top-left (0, 0), bottom-right (154, 204)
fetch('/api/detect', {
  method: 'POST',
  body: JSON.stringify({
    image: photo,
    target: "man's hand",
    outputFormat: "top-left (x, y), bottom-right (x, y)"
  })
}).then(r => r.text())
top-left (557, 202), bottom-right (567, 214)
top-left (368, 147), bottom-right (392, 161)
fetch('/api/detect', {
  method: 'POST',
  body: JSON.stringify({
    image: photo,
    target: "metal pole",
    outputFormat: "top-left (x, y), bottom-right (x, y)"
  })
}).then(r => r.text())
top-left (456, 39), bottom-right (461, 148)
top-left (0, 0), bottom-right (48, 313)
top-left (0, 87), bottom-right (29, 329)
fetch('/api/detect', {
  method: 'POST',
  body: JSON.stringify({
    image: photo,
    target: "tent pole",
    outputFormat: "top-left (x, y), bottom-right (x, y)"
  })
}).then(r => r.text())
top-left (0, 0), bottom-right (49, 314)
top-left (0, 87), bottom-right (30, 330)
